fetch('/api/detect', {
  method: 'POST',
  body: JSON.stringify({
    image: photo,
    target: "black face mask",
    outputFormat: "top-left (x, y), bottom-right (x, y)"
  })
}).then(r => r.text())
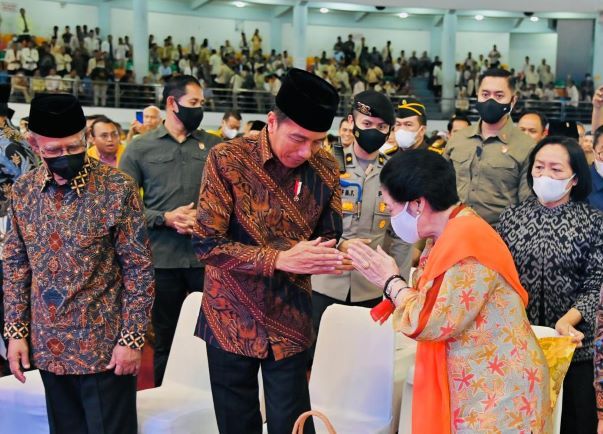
top-left (353, 123), bottom-right (389, 154)
top-left (475, 98), bottom-right (512, 124)
top-left (175, 102), bottom-right (204, 133)
top-left (44, 152), bottom-right (86, 180)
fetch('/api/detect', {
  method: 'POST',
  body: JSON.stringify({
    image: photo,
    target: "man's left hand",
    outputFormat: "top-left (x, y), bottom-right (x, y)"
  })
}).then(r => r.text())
top-left (106, 344), bottom-right (142, 376)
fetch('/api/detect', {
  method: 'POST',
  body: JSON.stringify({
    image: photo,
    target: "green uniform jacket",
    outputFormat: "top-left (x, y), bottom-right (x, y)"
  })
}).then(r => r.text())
top-left (443, 117), bottom-right (536, 226)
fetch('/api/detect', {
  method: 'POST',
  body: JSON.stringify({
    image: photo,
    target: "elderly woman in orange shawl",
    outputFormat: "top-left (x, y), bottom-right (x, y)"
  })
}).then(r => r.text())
top-left (348, 150), bottom-right (551, 433)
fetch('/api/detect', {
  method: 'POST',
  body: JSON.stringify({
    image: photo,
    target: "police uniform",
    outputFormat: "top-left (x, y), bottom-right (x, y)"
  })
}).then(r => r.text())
top-left (311, 146), bottom-right (413, 350)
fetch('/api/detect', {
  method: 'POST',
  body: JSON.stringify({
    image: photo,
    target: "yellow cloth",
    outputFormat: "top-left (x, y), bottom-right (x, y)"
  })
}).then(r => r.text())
top-left (538, 336), bottom-right (576, 409)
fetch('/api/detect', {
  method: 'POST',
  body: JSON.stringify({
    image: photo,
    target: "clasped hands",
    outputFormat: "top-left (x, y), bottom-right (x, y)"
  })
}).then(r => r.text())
top-left (165, 202), bottom-right (197, 235)
top-left (275, 238), bottom-right (354, 275)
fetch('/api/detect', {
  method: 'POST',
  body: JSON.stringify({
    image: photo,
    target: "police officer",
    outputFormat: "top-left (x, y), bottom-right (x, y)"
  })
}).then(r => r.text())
top-left (381, 97), bottom-right (429, 155)
top-left (311, 90), bottom-right (413, 359)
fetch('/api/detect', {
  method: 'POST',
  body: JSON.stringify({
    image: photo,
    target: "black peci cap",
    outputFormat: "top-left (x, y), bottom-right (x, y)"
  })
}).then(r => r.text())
top-left (28, 93), bottom-right (86, 138)
top-left (275, 68), bottom-right (340, 132)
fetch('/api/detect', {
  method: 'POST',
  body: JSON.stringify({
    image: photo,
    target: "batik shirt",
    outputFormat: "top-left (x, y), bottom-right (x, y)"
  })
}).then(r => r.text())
top-left (3, 158), bottom-right (155, 375)
top-left (192, 128), bottom-right (342, 360)
top-left (394, 208), bottom-right (551, 433)
top-left (0, 121), bottom-right (36, 256)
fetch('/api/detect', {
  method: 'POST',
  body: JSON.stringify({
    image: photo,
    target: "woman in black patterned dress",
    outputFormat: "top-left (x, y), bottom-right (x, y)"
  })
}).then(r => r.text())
top-left (497, 136), bottom-right (603, 434)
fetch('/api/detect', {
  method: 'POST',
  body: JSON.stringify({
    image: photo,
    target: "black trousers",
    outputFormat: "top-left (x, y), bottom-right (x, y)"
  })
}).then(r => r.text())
top-left (309, 290), bottom-right (382, 365)
top-left (206, 344), bottom-right (314, 434)
top-left (152, 267), bottom-right (204, 386)
top-left (560, 359), bottom-right (597, 434)
top-left (0, 260), bottom-right (9, 376)
top-left (39, 370), bottom-right (137, 434)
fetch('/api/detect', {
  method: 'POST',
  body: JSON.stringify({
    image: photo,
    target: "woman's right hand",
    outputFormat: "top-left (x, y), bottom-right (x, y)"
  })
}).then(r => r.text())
top-left (348, 242), bottom-right (400, 289)
top-left (555, 319), bottom-right (584, 348)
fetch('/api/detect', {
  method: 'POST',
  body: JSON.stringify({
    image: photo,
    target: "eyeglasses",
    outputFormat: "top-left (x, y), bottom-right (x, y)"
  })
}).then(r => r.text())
top-left (39, 139), bottom-right (87, 159)
top-left (98, 131), bottom-right (120, 140)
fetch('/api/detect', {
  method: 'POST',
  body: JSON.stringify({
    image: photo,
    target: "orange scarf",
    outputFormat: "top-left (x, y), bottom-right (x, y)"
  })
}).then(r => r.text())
top-left (409, 208), bottom-right (528, 434)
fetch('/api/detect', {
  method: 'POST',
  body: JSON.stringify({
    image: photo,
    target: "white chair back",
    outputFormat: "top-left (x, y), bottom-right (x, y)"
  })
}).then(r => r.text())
top-left (532, 325), bottom-right (558, 338)
top-left (310, 304), bottom-right (395, 425)
top-left (162, 292), bottom-right (209, 389)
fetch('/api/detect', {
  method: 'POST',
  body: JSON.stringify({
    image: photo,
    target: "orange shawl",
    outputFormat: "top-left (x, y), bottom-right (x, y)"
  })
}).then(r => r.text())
top-left (409, 208), bottom-right (528, 434)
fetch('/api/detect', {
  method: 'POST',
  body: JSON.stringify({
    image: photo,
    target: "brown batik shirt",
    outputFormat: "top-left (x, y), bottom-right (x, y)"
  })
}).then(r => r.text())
top-left (192, 128), bottom-right (342, 360)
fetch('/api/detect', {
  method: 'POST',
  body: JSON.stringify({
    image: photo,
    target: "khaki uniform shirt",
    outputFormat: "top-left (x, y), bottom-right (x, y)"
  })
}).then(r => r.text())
top-left (312, 148), bottom-right (412, 302)
top-left (443, 117), bottom-right (535, 226)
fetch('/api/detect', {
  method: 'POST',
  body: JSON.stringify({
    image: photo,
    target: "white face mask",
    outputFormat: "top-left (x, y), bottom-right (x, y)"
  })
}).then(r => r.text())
top-left (532, 175), bottom-right (575, 204)
top-left (223, 126), bottom-right (238, 139)
top-left (395, 128), bottom-right (418, 150)
top-left (595, 160), bottom-right (603, 178)
top-left (390, 201), bottom-right (421, 243)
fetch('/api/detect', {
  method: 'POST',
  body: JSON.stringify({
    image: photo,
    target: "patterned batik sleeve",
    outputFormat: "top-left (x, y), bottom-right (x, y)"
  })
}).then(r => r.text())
top-left (574, 219), bottom-right (603, 329)
top-left (393, 258), bottom-right (496, 341)
top-left (594, 285), bottom-right (603, 419)
top-left (310, 172), bottom-right (343, 242)
top-left (192, 148), bottom-right (280, 277)
top-left (2, 191), bottom-right (32, 340)
top-left (114, 185), bottom-right (155, 350)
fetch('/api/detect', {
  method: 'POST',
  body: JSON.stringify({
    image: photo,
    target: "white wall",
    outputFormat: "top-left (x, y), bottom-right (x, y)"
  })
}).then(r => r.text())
top-left (281, 23), bottom-right (431, 58)
top-left (2, 0), bottom-right (98, 37)
top-left (110, 8), bottom-right (271, 50)
top-left (509, 33), bottom-right (558, 73)
top-left (455, 32), bottom-right (510, 65)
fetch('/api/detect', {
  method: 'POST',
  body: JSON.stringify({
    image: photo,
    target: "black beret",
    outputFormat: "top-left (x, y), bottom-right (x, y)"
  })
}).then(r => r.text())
top-left (352, 91), bottom-right (395, 126)
top-left (28, 93), bottom-right (86, 138)
top-left (547, 120), bottom-right (579, 140)
top-left (275, 68), bottom-right (339, 132)
top-left (396, 97), bottom-right (426, 119)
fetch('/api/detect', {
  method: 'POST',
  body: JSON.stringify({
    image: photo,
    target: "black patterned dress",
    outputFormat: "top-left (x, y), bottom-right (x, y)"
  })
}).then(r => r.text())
top-left (498, 196), bottom-right (603, 430)
top-left (498, 196), bottom-right (603, 362)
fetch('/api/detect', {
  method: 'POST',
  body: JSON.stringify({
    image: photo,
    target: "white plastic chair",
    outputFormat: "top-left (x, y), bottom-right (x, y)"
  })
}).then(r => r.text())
top-left (309, 304), bottom-right (395, 434)
top-left (399, 325), bottom-right (564, 434)
top-left (0, 369), bottom-right (49, 434)
top-left (531, 325), bottom-right (563, 434)
top-left (137, 292), bottom-right (219, 434)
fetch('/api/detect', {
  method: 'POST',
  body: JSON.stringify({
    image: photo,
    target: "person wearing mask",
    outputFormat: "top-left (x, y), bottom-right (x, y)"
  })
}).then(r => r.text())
top-left (311, 91), bottom-right (412, 363)
top-left (119, 76), bottom-right (221, 387)
top-left (444, 68), bottom-right (535, 226)
top-left (208, 111), bottom-right (242, 140)
top-left (446, 114), bottom-right (471, 139)
top-left (4, 94), bottom-right (154, 434)
top-left (348, 150), bottom-right (551, 433)
top-left (192, 69), bottom-right (344, 434)
top-left (87, 116), bottom-right (125, 168)
top-left (587, 126), bottom-right (603, 210)
top-left (518, 111), bottom-right (548, 143)
top-left (498, 136), bottom-right (602, 434)
top-left (338, 118), bottom-right (354, 148)
top-left (381, 97), bottom-right (428, 155)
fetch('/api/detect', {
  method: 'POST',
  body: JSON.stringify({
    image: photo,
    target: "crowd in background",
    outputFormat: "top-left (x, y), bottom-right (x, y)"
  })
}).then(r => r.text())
top-left (2, 25), bottom-right (597, 112)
